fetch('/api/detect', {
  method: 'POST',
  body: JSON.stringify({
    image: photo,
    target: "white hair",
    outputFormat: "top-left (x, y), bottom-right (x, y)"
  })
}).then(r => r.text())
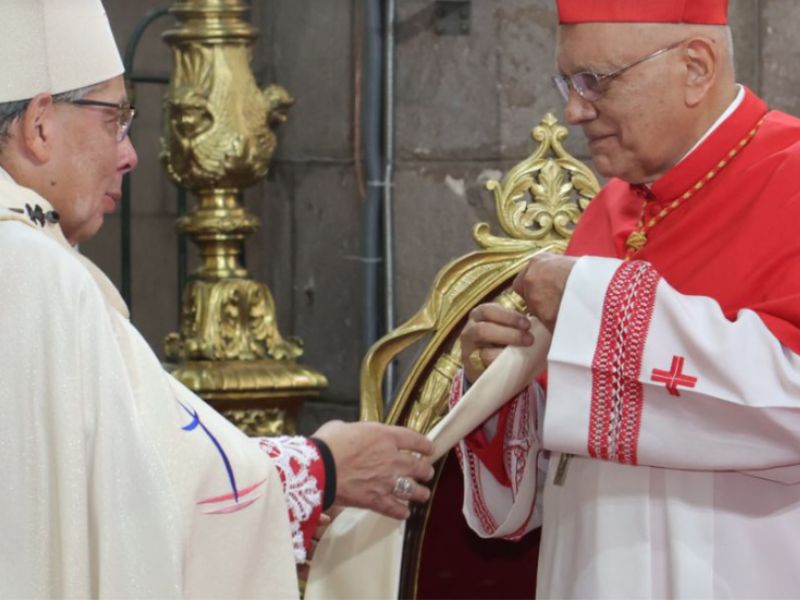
top-left (0, 82), bottom-right (103, 148)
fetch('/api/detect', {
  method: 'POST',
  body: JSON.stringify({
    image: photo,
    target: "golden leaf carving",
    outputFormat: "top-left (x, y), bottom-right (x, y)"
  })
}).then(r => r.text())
top-left (223, 408), bottom-right (289, 437)
top-left (361, 114), bottom-right (599, 426)
top-left (406, 350), bottom-right (461, 434)
top-left (476, 113), bottom-right (599, 250)
top-left (165, 279), bottom-right (302, 362)
top-left (161, 1), bottom-right (325, 431)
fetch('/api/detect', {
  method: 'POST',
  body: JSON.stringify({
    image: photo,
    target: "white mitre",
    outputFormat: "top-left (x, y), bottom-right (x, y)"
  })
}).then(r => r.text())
top-left (0, 0), bottom-right (123, 103)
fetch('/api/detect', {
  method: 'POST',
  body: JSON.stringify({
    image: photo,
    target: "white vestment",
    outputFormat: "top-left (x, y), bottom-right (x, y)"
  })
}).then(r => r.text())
top-left (305, 319), bottom-right (552, 600)
top-left (0, 173), bottom-right (313, 598)
top-left (455, 257), bottom-right (800, 599)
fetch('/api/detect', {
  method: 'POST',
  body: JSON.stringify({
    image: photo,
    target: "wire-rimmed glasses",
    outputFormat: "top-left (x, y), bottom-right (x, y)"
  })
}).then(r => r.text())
top-left (69, 99), bottom-right (136, 141)
top-left (552, 39), bottom-right (688, 103)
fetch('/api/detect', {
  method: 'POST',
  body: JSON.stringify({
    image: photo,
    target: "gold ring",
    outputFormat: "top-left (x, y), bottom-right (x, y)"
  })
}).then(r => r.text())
top-left (507, 291), bottom-right (528, 314)
top-left (468, 349), bottom-right (486, 373)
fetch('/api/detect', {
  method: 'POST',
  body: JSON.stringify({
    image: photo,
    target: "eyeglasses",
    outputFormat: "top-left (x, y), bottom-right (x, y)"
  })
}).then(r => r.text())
top-left (68, 99), bottom-right (136, 142)
top-left (552, 39), bottom-right (688, 103)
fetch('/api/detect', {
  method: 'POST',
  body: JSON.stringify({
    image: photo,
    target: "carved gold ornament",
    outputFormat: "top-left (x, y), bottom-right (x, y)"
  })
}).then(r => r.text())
top-left (222, 408), bottom-right (288, 438)
top-left (476, 113), bottom-right (599, 252)
top-left (161, 0), bottom-right (326, 434)
top-left (360, 114), bottom-right (598, 433)
top-left (467, 349), bottom-right (486, 374)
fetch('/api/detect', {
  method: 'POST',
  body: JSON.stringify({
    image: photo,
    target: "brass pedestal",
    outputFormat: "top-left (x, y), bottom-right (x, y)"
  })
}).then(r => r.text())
top-left (168, 359), bottom-right (327, 435)
top-left (161, 1), bottom-right (327, 434)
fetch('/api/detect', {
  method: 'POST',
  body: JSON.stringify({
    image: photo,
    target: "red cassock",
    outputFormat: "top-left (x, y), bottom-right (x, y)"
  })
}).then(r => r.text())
top-left (454, 87), bottom-right (800, 598)
top-left (568, 87), bottom-right (800, 354)
top-left (469, 87), bottom-right (800, 482)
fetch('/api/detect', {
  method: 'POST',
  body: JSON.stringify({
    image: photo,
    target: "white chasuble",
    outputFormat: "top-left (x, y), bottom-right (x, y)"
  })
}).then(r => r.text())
top-left (455, 257), bottom-right (800, 599)
top-left (0, 176), bottom-right (306, 598)
top-left (305, 321), bottom-right (552, 600)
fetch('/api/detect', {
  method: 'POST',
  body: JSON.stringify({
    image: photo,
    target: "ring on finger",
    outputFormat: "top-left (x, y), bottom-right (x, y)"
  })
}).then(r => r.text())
top-left (393, 476), bottom-right (414, 499)
top-left (468, 349), bottom-right (486, 373)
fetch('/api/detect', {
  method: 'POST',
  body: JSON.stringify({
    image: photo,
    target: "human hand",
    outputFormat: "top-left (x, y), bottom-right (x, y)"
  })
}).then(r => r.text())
top-left (459, 303), bottom-right (534, 383)
top-left (511, 253), bottom-right (577, 333)
top-left (312, 421), bottom-right (435, 520)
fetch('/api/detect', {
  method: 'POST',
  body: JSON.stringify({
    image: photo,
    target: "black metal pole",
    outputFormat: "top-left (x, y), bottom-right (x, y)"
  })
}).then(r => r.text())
top-left (120, 7), bottom-right (171, 312)
top-left (362, 0), bottom-right (385, 355)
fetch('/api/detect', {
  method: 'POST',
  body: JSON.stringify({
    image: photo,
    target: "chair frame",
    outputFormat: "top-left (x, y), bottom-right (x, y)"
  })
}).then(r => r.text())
top-left (359, 113), bottom-right (600, 599)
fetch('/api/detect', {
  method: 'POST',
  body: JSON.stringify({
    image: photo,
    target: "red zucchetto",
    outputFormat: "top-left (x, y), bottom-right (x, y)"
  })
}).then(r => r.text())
top-left (556, 0), bottom-right (728, 25)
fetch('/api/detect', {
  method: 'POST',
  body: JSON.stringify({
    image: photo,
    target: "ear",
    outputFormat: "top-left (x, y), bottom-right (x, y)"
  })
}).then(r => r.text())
top-left (682, 37), bottom-right (718, 107)
top-left (18, 93), bottom-right (57, 163)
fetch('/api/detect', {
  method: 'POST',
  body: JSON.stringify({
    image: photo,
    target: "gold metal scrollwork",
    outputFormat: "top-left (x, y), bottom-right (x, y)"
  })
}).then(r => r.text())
top-left (223, 408), bottom-right (288, 437)
top-left (161, 0), bottom-right (326, 432)
top-left (165, 279), bottom-right (303, 362)
top-left (405, 349), bottom-right (462, 434)
top-left (361, 114), bottom-right (599, 430)
top-left (161, 41), bottom-right (293, 191)
top-left (475, 113), bottom-right (599, 251)
top-left (402, 291), bottom-right (529, 435)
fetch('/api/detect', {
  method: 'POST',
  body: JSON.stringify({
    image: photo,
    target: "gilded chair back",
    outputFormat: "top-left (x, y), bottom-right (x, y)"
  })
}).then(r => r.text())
top-left (359, 114), bottom-right (599, 599)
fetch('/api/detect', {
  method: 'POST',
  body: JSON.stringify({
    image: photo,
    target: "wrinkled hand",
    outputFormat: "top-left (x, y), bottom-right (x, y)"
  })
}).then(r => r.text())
top-left (312, 421), bottom-right (435, 520)
top-left (459, 303), bottom-right (533, 384)
top-left (511, 253), bottom-right (577, 333)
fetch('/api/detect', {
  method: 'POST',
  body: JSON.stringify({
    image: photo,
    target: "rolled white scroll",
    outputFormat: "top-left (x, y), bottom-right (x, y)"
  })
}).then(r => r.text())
top-left (305, 319), bottom-right (551, 600)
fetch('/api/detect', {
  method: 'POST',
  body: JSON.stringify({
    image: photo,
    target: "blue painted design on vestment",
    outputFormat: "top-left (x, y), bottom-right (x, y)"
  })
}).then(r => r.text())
top-left (179, 401), bottom-right (240, 502)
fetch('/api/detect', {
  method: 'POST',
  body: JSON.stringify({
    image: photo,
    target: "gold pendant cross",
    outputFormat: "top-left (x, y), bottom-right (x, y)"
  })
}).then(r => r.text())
top-left (625, 230), bottom-right (647, 252)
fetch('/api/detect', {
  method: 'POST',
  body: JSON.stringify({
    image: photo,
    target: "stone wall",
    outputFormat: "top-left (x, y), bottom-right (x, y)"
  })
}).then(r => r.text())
top-left (89, 0), bottom-right (797, 432)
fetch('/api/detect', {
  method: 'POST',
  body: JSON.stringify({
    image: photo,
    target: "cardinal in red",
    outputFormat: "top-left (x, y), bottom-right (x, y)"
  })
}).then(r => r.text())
top-left (453, 1), bottom-right (800, 597)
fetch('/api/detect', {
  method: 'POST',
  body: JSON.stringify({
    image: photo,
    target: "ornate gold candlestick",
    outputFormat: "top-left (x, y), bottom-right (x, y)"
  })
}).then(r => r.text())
top-left (161, 0), bottom-right (327, 435)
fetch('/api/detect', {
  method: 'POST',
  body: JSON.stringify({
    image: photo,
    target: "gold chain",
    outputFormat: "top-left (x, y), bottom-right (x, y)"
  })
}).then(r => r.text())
top-left (624, 117), bottom-right (765, 259)
top-left (557, 116), bottom-right (766, 488)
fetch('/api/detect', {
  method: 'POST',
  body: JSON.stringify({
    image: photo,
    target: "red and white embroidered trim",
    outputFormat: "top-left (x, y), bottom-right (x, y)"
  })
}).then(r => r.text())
top-left (450, 372), bottom-right (538, 540)
top-left (502, 387), bottom-right (539, 541)
top-left (589, 261), bottom-right (660, 465)
top-left (449, 373), bottom-right (501, 535)
top-left (504, 386), bottom-right (532, 495)
top-left (258, 436), bottom-right (324, 562)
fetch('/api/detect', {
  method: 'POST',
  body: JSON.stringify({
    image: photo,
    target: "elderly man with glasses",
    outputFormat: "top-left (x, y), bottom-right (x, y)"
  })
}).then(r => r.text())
top-left (0, 1), bottom-right (437, 597)
top-left (453, 0), bottom-right (800, 597)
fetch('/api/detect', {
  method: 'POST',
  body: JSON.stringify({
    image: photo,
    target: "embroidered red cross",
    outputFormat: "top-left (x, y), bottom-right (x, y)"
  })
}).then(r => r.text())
top-left (650, 355), bottom-right (697, 396)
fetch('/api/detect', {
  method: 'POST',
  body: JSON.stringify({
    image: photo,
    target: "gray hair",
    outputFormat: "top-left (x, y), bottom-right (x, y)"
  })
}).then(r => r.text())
top-left (0, 82), bottom-right (103, 148)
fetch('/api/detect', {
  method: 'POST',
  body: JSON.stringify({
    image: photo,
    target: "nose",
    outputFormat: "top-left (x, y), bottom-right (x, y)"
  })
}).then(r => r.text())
top-left (118, 135), bottom-right (139, 174)
top-left (563, 88), bottom-right (597, 125)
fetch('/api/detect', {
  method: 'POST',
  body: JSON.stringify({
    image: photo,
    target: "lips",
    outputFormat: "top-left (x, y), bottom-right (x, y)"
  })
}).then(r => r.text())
top-left (586, 133), bottom-right (614, 144)
top-left (103, 192), bottom-right (121, 212)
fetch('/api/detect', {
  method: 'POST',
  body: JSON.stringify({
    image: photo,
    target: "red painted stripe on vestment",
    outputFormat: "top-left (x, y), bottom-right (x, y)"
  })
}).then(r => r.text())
top-left (202, 497), bottom-right (261, 515)
top-left (197, 479), bottom-right (267, 505)
top-left (589, 261), bottom-right (660, 465)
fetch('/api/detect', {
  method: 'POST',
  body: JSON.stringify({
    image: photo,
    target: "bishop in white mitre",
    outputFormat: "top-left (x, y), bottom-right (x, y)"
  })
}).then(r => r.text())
top-left (0, 1), bottom-right (434, 597)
